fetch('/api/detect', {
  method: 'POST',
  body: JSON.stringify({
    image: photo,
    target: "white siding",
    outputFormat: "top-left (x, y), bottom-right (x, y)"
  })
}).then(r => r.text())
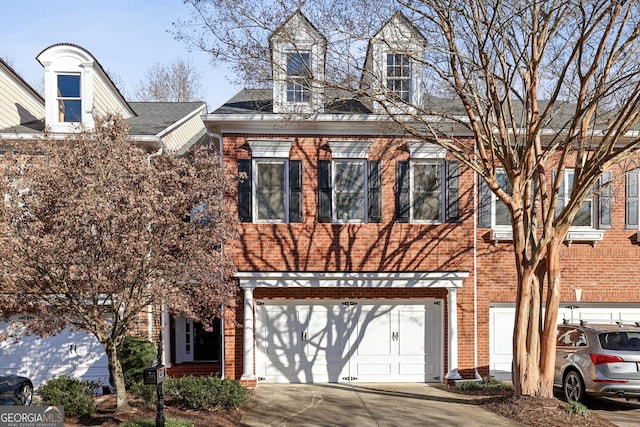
top-left (160, 107), bottom-right (207, 153)
top-left (0, 65), bottom-right (44, 129)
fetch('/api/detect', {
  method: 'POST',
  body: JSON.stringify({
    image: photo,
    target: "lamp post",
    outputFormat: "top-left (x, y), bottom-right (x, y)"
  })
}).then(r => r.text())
top-left (156, 331), bottom-right (165, 427)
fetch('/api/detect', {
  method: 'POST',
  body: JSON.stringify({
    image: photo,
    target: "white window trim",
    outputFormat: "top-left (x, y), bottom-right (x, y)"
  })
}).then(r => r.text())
top-left (248, 140), bottom-right (292, 158)
top-left (561, 169), bottom-right (604, 246)
top-left (328, 140), bottom-right (371, 159)
top-left (252, 158), bottom-right (289, 224)
top-left (409, 160), bottom-right (445, 224)
top-left (408, 141), bottom-right (446, 159)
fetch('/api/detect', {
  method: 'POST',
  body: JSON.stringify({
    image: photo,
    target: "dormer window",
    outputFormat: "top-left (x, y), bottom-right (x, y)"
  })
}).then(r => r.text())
top-left (286, 52), bottom-right (311, 103)
top-left (57, 74), bottom-right (82, 122)
top-left (387, 53), bottom-right (410, 102)
top-left (270, 11), bottom-right (326, 114)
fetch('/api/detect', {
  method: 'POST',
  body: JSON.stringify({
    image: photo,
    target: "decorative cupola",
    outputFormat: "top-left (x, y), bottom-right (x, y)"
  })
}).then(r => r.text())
top-left (269, 10), bottom-right (327, 114)
top-left (362, 11), bottom-right (427, 113)
top-left (37, 44), bottom-right (134, 133)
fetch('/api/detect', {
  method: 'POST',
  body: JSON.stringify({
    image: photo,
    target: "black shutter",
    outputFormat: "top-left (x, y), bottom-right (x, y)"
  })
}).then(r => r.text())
top-left (238, 160), bottom-right (252, 222)
top-left (598, 171), bottom-right (612, 229)
top-left (626, 170), bottom-right (639, 229)
top-left (368, 161), bottom-right (382, 223)
top-left (445, 160), bottom-right (460, 223)
top-left (478, 176), bottom-right (491, 228)
top-left (396, 161), bottom-right (410, 223)
top-left (289, 160), bottom-right (303, 223)
top-left (318, 160), bottom-right (332, 223)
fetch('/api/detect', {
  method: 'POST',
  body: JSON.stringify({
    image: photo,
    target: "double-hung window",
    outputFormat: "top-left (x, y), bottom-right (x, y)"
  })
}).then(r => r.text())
top-left (557, 169), bottom-right (593, 228)
top-left (396, 142), bottom-right (459, 224)
top-left (386, 53), bottom-right (411, 102)
top-left (626, 169), bottom-right (640, 229)
top-left (238, 140), bottom-right (302, 223)
top-left (57, 74), bottom-right (82, 122)
top-left (318, 141), bottom-right (381, 224)
top-left (478, 169), bottom-right (513, 240)
top-left (286, 52), bottom-right (311, 103)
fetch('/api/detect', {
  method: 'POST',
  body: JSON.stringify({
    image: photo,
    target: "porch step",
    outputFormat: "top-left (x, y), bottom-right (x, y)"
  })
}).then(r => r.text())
top-left (166, 363), bottom-right (221, 378)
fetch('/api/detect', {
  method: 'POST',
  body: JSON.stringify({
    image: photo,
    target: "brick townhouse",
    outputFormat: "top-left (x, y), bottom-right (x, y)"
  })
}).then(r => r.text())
top-left (3, 13), bottom-right (640, 389)
top-left (197, 11), bottom-right (640, 386)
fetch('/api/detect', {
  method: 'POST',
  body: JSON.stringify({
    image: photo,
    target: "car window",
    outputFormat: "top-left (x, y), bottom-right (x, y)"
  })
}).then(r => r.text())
top-left (600, 332), bottom-right (640, 350)
top-left (557, 327), bottom-right (587, 347)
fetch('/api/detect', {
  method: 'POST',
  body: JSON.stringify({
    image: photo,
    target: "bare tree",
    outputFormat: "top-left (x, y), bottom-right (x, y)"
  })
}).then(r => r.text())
top-left (175, 0), bottom-right (640, 398)
top-left (0, 115), bottom-right (238, 410)
top-left (134, 57), bottom-right (204, 102)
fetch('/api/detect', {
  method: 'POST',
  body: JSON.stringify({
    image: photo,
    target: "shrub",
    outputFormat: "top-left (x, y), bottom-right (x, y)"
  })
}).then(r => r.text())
top-left (565, 400), bottom-right (590, 417)
top-left (116, 337), bottom-right (157, 390)
top-left (37, 375), bottom-right (100, 417)
top-left (130, 381), bottom-right (156, 407)
top-left (456, 376), bottom-right (512, 392)
top-left (120, 418), bottom-right (194, 427)
top-left (164, 375), bottom-right (249, 410)
top-left (456, 380), bottom-right (482, 391)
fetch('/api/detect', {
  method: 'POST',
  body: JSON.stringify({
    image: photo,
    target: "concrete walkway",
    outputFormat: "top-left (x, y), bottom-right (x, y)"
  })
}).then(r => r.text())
top-left (240, 383), bottom-right (520, 427)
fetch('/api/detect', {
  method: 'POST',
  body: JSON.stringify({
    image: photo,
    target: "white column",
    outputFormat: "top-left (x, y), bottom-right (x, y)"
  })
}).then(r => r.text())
top-left (445, 287), bottom-right (461, 380)
top-left (240, 285), bottom-right (256, 381)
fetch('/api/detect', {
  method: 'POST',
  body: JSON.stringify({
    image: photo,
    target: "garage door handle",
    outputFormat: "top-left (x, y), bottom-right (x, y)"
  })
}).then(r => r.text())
top-left (392, 332), bottom-right (398, 341)
top-left (301, 332), bottom-right (307, 341)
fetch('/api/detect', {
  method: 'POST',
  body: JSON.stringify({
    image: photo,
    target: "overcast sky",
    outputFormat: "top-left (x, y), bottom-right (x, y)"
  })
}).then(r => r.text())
top-left (1, 0), bottom-right (237, 111)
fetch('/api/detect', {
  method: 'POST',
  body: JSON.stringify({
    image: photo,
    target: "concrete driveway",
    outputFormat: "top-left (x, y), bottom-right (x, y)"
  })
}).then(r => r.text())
top-left (240, 383), bottom-right (519, 427)
top-left (589, 396), bottom-right (640, 427)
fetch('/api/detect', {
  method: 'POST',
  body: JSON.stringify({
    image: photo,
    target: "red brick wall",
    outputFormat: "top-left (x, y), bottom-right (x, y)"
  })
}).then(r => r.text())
top-left (223, 134), bottom-right (640, 381)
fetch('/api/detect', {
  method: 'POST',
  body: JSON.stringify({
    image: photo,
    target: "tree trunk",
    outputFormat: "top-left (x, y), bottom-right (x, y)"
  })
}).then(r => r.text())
top-left (512, 266), bottom-right (544, 396)
top-left (104, 341), bottom-right (129, 411)
top-left (539, 238), bottom-right (563, 396)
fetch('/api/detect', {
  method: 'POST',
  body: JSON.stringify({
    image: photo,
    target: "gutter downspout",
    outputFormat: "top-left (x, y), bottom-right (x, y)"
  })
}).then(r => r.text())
top-left (207, 128), bottom-right (226, 379)
top-left (473, 147), bottom-right (482, 380)
top-left (146, 146), bottom-right (165, 361)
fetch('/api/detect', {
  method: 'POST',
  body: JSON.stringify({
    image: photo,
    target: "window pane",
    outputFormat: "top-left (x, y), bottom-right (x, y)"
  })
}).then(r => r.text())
top-left (335, 161), bottom-right (365, 221)
top-left (387, 54), bottom-right (411, 102)
top-left (256, 162), bottom-right (285, 221)
top-left (494, 171), bottom-right (512, 226)
top-left (61, 100), bottom-right (82, 122)
top-left (57, 75), bottom-right (80, 97)
top-left (287, 81), bottom-right (310, 102)
top-left (572, 200), bottom-right (592, 227)
top-left (495, 201), bottom-right (511, 226)
top-left (412, 163), bottom-right (441, 221)
top-left (287, 52), bottom-right (310, 76)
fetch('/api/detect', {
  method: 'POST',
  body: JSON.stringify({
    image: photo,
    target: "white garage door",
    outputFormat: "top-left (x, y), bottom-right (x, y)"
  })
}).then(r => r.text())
top-left (255, 300), bottom-right (443, 383)
top-left (0, 323), bottom-right (109, 388)
top-left (489, 303), bottom-right (640, 379)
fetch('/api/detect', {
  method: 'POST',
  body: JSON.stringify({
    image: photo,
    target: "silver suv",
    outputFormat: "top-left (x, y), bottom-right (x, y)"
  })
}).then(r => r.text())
top-left (555, 321), bottom-right (640, 402)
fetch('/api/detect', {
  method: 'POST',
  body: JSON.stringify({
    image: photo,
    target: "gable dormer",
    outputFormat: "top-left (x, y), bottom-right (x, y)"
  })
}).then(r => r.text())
top-left (269, 11), bottom-right (326, 114)
top-left (37, 44), bottom-right (135, 133)
top-left (362, 11), bottom-right (426, 113)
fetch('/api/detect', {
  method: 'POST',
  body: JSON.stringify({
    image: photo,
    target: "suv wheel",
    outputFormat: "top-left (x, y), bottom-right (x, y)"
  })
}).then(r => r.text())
top-left (563, 370), bottom-right (585, 402)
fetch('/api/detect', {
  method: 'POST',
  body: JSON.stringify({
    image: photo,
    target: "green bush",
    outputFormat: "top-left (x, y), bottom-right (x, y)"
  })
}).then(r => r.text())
top-left (456, 380), bottom-right (482, 391)
top-left (456, 376), bottom-right (512, 392)
top-left (130, 380), bottom-right (156, 407)
top-left (565, 400), bottom-right (590, 416)
top-left (120, 418), bottom-right (194, 427)
top-left (37, 375), bottom-right (100, 417)
top-left (116, 337), bottom-right (157, 390)
top-left (164, 375), bottom-right (249, 410)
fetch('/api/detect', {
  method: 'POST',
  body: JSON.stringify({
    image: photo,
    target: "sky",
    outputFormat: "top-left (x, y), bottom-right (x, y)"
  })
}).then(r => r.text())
top-left (1, 0), bottom-right (238, 112)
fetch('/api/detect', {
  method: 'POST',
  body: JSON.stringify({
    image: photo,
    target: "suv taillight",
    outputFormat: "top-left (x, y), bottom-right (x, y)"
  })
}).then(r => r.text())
top-left (590, 354), bottom-right (624, 365)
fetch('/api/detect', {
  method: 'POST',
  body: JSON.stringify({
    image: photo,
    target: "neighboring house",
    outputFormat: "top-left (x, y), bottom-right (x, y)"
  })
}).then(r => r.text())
top-left (0, 44), bottom-right (210, 387)
top-left (200, 10), bottom-right (640, 386)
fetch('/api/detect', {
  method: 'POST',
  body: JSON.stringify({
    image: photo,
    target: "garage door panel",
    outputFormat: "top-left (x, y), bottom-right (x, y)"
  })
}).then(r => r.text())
top-left (256, 300), bottom-right (443, 383)
top-left (398, 306), bottom-right (427, 356)
top-left (400, 363), bottom-right (428, 375)
top-left (354, 306), bottom-right (393, 356)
